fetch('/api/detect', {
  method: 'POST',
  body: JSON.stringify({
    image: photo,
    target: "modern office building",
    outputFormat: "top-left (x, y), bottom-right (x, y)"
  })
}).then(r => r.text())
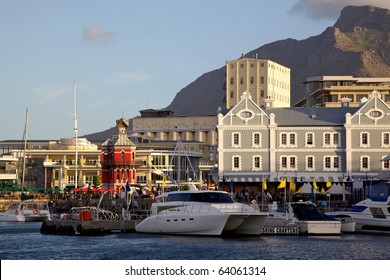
top-left (294, 76), bottom-right (390, 107)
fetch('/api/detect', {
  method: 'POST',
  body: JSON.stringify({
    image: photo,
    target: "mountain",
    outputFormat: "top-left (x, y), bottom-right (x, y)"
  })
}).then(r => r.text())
top-left (85, 5), bottom-right (390, 141)
top-left (165, 5), bottom-right (390, 115)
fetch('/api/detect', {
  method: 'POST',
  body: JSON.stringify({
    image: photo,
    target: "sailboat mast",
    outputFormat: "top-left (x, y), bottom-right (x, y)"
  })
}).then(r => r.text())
top-left (73, 82), bottom-right (78, 190)
top-left (21, 108), bottom-right (28, 190)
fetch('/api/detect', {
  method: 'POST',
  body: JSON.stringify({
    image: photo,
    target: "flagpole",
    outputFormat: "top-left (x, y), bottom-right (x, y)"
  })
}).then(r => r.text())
top-left (261, 176), bottom-right (264, 211)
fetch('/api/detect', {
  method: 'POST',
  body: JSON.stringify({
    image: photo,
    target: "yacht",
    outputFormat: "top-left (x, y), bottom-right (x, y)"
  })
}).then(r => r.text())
top-left (327, 195), bottom-right (390, 234)
top-left (0, 201), bottom-right (50, 222)
top-left (266, 201), bottom-right (341, 235)
top-left (135, 189), bottom-right (268, 236)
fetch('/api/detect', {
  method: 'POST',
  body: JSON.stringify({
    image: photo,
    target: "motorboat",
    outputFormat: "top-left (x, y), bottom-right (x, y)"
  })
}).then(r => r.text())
top-left (135, 189), bottom-right (268, 236)
top-left (267, 201), bottom-right (341, 235)
top-left (327, 196), bottom-right (390, 234)
top-left (325, 213), bottom-right (356, 233)
top-left (0, 201), bottom-right (50, 222)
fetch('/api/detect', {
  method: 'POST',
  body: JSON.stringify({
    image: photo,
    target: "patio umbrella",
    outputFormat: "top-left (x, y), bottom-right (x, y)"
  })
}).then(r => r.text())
top-left (294, 182), bottom-right (320, 194)
top-left (99, 187), bottom-right (107, 193)
top-left (90, 187), bottom-right (98, 192)
top-left (107, 187), bottom-right (115, 192)
top-left (74, 187), bottom-right (81, 192)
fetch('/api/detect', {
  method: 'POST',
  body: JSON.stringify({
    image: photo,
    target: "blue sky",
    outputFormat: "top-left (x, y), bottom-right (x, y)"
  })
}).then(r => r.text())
top-left (1, 0), bottom-right (390, 140)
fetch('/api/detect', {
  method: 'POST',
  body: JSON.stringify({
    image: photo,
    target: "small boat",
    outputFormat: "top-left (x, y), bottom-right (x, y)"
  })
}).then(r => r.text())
top-left (325, 214), bottom-right (356, 233)
top-left (0, 201), bottom-right (50, 222)
top-left (135, 186), bottom-right (268, 236)
top-left (267, 201), bottom-right (341, 235)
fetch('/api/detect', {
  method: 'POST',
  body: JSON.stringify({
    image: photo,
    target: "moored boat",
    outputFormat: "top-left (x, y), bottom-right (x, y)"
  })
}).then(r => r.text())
top-left (135, 186), bottom-right (268, 236)
top-left (267, 201), bottom-right (341, 235)
top-left (0, 201), bottom-right (50, 222)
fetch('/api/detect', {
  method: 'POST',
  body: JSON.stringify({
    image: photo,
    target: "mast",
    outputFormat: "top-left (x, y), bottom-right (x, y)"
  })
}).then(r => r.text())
top-left (21, 108), bottom-right (28, 191)
top-left (73, 82), bottom-right (78, 190)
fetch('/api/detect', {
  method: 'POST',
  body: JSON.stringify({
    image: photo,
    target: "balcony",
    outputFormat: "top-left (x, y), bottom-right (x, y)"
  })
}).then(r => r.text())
top-left (102, 160), bottom-right (137, 167)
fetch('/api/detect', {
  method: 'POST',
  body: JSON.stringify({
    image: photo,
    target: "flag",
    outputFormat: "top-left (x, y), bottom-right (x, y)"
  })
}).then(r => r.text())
top-left (326, 177), bottom-right (332, 188)
top-left (289, 178), bottom-right (296, 192)
top-left (162, 176), bottom-right (167, 187)
top-left (125, 181), bottom-right (131, 193)
top-left (313, 178), bottom-right (318, 190)
top-left (278, 178), bottom-right (286, 189)
top-left (321, 188), bottom-right (326, 194)
top-left (262, 178), bottom-right (267, 191)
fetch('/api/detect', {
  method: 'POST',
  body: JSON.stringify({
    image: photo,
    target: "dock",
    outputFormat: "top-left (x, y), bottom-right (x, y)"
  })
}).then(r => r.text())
top-left (40, 219), bottom-right (138, 235)
top-left (261, 226), bottom-right (300, 235)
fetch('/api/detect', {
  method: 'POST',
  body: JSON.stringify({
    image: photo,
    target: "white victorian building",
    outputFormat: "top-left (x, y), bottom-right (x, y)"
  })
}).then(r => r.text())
top-left (217, 91), bottom-right (390, 196)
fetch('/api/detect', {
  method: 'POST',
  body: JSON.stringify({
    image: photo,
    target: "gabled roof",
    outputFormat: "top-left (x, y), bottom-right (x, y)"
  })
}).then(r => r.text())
top-left (266, 107), bottom-right (359, 126)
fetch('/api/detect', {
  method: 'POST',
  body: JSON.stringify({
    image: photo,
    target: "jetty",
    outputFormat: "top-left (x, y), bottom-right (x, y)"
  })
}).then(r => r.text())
top-left (40, 219), bottom-right (138, 235)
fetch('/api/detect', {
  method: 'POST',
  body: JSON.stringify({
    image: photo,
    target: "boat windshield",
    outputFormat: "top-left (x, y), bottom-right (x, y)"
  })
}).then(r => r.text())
top-left (291, 203), bottom-right (333, 221)
top-left (167, 192), bottom-right (234, 203)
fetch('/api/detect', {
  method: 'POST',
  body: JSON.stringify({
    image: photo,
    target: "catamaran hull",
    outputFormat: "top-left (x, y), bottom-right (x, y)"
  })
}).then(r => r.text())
top-left (135, 212), bottom-right (268, 236)
top-left (135, 213), bottom-right (230, 235)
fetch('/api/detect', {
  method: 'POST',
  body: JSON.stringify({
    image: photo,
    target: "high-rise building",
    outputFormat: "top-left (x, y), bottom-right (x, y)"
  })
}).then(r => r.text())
top-left (225, 54), bottom-right (291, 109)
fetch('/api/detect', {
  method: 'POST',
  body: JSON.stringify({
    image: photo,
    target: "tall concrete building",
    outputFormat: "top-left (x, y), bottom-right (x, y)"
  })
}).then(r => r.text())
top-left (225, 54), bottom-right (291, 109)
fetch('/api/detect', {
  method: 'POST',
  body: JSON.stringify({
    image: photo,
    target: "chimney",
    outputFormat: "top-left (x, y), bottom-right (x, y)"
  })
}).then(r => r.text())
top-left (264, 96), bottom-right (275, 108)
top-left (340, 95), bottom-right (352, 107)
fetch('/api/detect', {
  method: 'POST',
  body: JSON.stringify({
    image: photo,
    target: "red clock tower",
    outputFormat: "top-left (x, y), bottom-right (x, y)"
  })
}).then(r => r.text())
top-left (101, 118), bottom-right (137, 191)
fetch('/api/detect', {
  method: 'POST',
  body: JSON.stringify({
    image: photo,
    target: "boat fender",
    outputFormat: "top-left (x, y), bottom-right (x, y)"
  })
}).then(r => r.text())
top-left (33, 210), bottom-right (39, 215)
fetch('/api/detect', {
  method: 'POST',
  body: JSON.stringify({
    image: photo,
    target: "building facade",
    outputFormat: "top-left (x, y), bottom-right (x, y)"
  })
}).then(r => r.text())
top-left (217, 91), bottom-right (390, 192)
top-left (225, 54), bottom-right (291, 109)
top-left (295, 76), bottom-right (390, 107)
top-left (101, 118), bottom-right (137, 190)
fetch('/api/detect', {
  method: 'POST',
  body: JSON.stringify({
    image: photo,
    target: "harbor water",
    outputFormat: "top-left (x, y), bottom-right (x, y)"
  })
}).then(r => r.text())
top-left (1, 221), bottom-right (390, 260)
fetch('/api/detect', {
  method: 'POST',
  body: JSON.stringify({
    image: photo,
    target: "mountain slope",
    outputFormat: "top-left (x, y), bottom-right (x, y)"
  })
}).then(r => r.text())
top-left (165, 5), bottom-right (390, 115)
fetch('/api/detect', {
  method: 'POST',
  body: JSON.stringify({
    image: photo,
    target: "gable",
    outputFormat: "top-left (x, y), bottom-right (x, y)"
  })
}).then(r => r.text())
top-left (350, 91), bottom-right (390, 125)
top-left (221, 91), bottom-right (269, 126)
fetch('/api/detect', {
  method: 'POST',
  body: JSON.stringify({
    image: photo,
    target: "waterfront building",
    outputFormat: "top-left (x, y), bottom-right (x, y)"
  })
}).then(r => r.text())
top-left (101, 118), bottom-right (137, 190)
top-left (0, 156), bottom-right (18, 188)
top-left (225, 54), bottom-right (291, 109)
top-left (217, 90), bottom-right (390, 194)
top-left (294, 76), bottom-right (390, 107)
top-left (9, 138), bottom-right (101, 190)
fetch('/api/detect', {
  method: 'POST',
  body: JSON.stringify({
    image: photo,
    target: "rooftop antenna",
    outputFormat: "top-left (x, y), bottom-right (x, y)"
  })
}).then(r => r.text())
top-left (72, 81), bottom-right (78, 190)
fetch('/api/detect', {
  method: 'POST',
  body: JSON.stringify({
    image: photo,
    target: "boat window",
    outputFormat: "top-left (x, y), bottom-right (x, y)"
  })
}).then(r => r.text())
top-left (167, 192), bottom-right (234, 203)
top-left (370, 207), bottom-right (386, 219)
top-left (351, 205), bottom-right (367, 212)
top-left (291, 204), bottom-right (331, 221)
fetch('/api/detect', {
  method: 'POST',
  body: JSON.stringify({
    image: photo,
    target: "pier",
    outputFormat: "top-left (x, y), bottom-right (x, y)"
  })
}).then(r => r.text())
top-left (40, 219), bottom-right (138, 235)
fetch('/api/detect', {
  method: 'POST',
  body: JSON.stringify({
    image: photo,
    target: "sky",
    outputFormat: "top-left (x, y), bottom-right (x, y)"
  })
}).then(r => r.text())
top-left (1, 0), bottom-right (390, 141)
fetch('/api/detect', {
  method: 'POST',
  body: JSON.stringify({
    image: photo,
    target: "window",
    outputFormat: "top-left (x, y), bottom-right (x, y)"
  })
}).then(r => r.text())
top-left (230, 77), bottom-right (234, 85)
top-left (231, 132), bottom-right (241, 148)
top-left (280, 155), bottom-right (297, 171)
top-left (250, 77), bottom-right (254, 84)
top-left (281, 133), bottom-right (287, 145)
top-left (323, 132), bottom-right (340, 148)
top-left (261, 76), bottom-right (264, 84)
top-left (382, 132), bottom-right (390, 147)
top-left (240, 77), bottom-right (244, 85)
top-left (360, 156), bottom-right (370, 171)
top-left (252, 133), bottom-right (261, 147)
top-left (305, 132), bottom-right (315, 147)
top-left (230, 91), bottom-right (234, 99)
top-left (382, 156), bottom-right (390, 170)
top-left (280, 132), bottom-right (297, 148)
top-left (232, 156), bottom-right (241, 171)
top-left (360, 132), bottom-right (370, 147)
top-left (252, 156), bottom-right (261, 171)
top-left (323, 156), bottom-right (341, 171)
top-left (305, 156), bottom-right (315, 171)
